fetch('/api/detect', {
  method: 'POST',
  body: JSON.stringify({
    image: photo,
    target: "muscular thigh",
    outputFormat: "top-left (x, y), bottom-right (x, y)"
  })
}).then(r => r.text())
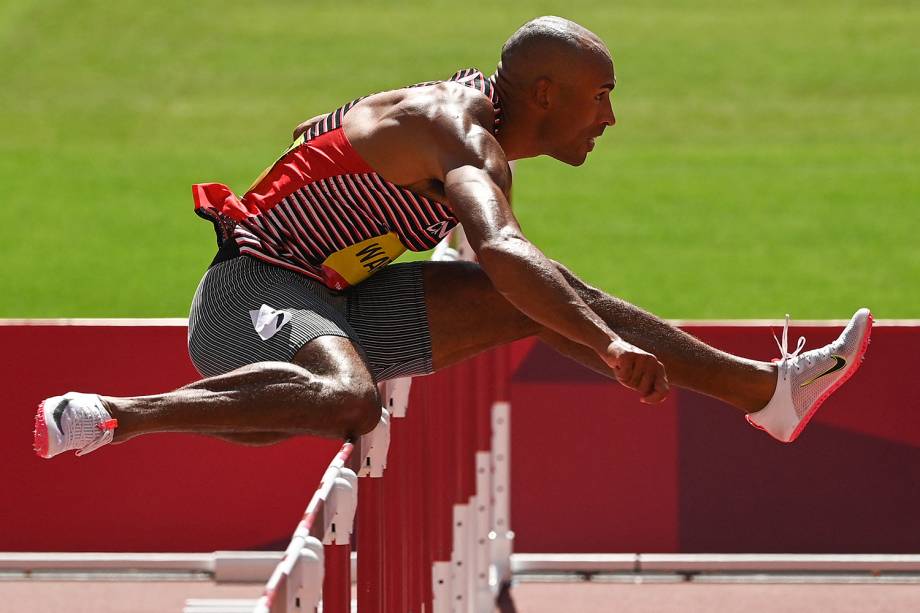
top-left (423, 260), bottom-right (540, 370)
top-left (205, 335), bottom-right (378, 446)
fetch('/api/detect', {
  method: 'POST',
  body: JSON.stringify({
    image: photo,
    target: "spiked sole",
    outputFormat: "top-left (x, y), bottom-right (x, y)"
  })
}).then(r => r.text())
top-left (33, 400), bottom-right (50, 458)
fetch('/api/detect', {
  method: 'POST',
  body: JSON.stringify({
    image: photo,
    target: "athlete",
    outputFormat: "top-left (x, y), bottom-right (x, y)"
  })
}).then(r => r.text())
top-left (34, 16), bottom-right (872, 458)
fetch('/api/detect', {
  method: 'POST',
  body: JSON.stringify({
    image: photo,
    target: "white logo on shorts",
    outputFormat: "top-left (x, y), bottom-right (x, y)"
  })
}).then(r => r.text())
top-left (249, 304), bottom-right (292, 341)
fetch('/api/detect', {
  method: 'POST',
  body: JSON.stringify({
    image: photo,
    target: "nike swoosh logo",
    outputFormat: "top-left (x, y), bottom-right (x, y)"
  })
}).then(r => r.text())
top-left (799, 355), bottom-right (847, 387)
top-left (52, 399), bottom-right (67, 433)
top-left (250, 305), bottom-right (292, 341)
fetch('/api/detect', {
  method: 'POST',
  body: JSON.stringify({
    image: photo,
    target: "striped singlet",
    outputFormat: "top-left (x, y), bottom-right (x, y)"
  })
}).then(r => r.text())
top-left (193, 68), bottom-right (501, 291)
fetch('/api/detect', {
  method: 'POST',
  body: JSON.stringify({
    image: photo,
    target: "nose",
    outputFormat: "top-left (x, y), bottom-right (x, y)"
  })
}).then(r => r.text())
top-left (602, 98), bottom-right (616, 127)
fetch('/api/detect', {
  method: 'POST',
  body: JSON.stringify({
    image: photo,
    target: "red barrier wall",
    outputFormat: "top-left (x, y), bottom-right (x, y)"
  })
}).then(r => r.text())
top-left (3, 321), bottom-right (918, 553)
top-left (510, 324), bottom-right (920, 553)
top-left (2, 323), bottom-right (341, 552)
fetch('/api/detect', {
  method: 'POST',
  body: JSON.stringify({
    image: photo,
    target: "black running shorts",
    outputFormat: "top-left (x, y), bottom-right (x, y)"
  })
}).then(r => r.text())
top-left (187, 256), bottom-right (434, 382)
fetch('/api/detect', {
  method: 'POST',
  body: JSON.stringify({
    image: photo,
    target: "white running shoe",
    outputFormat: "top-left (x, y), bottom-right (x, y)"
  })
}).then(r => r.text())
top-left (33, 392), bottom-right (118, 458)
top-left (746, 308), bottom-right (873, 443)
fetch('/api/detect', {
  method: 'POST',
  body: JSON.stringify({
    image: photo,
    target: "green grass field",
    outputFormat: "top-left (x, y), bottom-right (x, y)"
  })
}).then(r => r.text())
top-left (2, 0), bottom-right (917, 318)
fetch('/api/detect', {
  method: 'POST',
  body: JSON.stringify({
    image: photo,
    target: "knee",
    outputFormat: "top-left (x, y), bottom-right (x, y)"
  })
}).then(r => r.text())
top-left (331, 376), bottom-right (382, 438)
top-left (262, 362), bottom-right (381, 436)
top-left (264, 354), bottom-right (383, 437)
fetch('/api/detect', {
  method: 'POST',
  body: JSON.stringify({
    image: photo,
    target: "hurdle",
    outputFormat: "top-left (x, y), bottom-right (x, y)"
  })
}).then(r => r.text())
top-left (353, 350), bottom-right (513, 612)
top-left (251, 441), bottom-right (357, 613)
top-left (185, 228), bottom-right (514, 612)
top-left (349, 228), bottom-right (515, 612)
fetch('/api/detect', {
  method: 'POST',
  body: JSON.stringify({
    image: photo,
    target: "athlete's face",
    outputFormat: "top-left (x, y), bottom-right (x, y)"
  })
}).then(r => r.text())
top-left (544, 53), bottom-right (616, 166)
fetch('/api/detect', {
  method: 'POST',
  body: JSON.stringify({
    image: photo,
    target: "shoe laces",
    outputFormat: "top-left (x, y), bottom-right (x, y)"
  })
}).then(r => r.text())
top-left (75, 419), bottom-right (117, 456)
top-left (773, 314), bottom-right (808, 380)
top-left (64, 399), bottom-right (118, 457)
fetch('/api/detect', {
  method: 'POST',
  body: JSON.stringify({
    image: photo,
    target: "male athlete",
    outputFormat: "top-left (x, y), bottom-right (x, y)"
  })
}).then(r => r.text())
top-left (35, 16), bottom-right (871, 458)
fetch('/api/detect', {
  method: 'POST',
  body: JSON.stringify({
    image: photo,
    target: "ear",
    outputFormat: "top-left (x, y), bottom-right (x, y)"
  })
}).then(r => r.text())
top-left (532, 77), bottom-right (553, 110)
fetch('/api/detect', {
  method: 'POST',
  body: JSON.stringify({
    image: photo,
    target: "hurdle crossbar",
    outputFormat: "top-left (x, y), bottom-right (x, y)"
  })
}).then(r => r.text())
top-left (252, 441), bottom-right (357, 613)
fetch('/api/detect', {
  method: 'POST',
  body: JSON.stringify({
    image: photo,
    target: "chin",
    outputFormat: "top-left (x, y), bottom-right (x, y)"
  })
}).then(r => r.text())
top-left (550, 151), bottom-right (589, 167)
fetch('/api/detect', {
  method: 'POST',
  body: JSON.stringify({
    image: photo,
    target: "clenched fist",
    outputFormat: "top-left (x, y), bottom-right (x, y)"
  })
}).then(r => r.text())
top-left (602, 339), bottom-right (670, 404)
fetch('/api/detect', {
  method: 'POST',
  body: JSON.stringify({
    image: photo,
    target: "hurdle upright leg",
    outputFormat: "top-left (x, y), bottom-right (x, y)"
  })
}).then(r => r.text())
top-left (356, 408), bottom-right (391, 613)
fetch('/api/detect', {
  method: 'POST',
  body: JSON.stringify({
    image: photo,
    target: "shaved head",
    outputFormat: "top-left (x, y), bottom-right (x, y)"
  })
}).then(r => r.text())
top-left (499, 16), bottom-right (613, 88)
top-left (491, 17), bottom-right (617, 164)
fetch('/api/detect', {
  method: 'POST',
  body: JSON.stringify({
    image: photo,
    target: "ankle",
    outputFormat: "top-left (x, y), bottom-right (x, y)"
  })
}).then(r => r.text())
top-left (744, 362), bottom-right (778, 413)
top-left (99, 396), bottom-right (137, 443)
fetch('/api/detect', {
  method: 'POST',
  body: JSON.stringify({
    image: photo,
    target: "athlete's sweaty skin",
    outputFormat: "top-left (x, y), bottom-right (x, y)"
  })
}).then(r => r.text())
top-left (298, 26), bottom-right (667, 402)
top-left (101, 16), bottom-right (777, 446)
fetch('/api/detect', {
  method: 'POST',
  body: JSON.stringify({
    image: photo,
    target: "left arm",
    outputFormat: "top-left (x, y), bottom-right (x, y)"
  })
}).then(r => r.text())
top-left (291, 114), bottom-right (326, 141)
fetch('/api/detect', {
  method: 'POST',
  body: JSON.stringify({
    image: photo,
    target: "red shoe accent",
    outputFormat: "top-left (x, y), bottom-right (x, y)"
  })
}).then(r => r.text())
top-left (98, 418), bottom-right (119, 431)
top-left (745, 413), bottom-right (768, 432)
top-left (34, 400), bottom-right (49, 458)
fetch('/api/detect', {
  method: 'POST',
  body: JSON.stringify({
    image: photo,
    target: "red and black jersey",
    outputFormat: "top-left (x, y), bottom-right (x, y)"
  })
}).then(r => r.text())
top-left (193, 68), bottom-right (501, 290)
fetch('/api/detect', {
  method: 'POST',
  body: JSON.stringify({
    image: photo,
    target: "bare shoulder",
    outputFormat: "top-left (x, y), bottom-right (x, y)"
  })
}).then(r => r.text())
top-left (347, 81), bottom-right (493, 132)
top-left (427, 81), bottom-right (496, 129)
top-left (369, 81), bottom-right (496, 144)
top-left (421, 83), bottom-right (508, 183)
top-left (342, 81), bottom-right (505, 188)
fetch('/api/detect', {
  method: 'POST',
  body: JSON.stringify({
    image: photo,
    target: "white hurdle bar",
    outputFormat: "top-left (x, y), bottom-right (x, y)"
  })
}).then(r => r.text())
top-left (251, 440), bottom-right (358, 613)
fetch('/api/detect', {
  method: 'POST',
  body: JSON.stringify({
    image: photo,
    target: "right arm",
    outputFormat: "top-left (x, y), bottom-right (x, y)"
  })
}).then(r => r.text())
top-left (437, 116), bottom-right (666, 401)
top-left (335, 84), bottom-right (668, 401)
top-left (444, 154), bottom-right (614, 356)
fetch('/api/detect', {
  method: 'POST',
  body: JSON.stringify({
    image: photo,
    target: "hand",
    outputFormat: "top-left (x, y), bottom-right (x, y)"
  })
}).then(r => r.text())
top-left (602, 339), bottom-right (670, 404)
top-left (292, 114), bottom-right (325, 141)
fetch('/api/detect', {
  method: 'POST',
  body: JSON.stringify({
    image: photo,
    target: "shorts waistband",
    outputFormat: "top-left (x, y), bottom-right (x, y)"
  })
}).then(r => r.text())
top-left (210, 240), bottom-right (241, 268)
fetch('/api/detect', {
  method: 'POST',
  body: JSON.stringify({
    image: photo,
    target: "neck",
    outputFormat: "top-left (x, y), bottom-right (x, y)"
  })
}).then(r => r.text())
top-left (491, 70), bottom-right (543, 162)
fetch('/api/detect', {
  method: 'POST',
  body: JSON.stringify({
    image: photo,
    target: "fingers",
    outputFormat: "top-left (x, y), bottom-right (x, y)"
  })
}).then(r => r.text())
top-left (615, 352), bottom-right (652, 389)
top-left (292, 121), bottom-right (309, 140)
top-left (637, 367), bottom-right (657, 399)
top-left (612, 359), bottom-right (632, 384)
top-left (613, 352), bottom-right (670, 404)
top-left (641, 368), bottom-right (670, 404)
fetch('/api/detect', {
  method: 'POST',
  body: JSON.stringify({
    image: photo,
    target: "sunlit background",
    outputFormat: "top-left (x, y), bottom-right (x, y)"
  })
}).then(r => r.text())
top-left (3, 0), bottom-right (917, 317)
